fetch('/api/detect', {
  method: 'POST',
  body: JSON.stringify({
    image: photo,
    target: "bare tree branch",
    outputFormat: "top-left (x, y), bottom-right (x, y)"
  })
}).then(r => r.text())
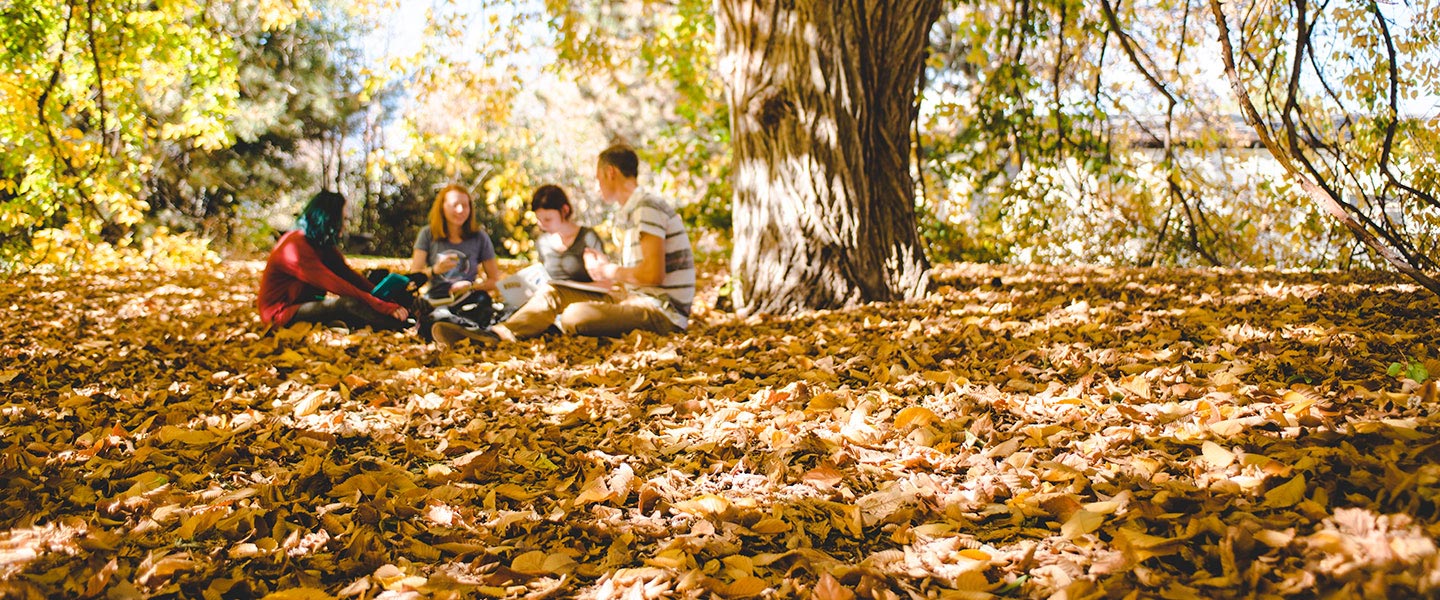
top-left (1207, 0), bottom-right (1440, 297)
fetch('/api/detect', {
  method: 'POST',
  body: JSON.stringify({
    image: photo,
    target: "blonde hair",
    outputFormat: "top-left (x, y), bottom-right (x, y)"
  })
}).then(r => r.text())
top-left (428, 184), bottom-right (479, 239)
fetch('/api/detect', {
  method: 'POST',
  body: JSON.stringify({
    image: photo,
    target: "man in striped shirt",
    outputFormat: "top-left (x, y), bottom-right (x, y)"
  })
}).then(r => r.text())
top-left (433, 144), bottom-right (696, 346)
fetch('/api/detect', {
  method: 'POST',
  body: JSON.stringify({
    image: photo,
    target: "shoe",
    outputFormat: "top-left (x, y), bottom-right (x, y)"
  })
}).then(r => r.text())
top-left (431, 321), bottom-right (499, 348)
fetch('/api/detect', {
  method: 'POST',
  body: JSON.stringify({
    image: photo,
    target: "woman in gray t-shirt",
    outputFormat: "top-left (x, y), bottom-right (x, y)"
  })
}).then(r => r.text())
top-left (409, 185), bottom-right (500, 301)
top-left (532, 185), bottom-right (605, 281)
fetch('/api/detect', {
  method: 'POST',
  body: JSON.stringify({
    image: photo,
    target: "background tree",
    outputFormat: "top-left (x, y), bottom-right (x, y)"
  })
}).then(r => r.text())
top-left (143, 2), bottom-right (373, 250)
top-left (0, 0), bottom-right (315, 270)
top-left (717, 0), bottom-right (942, 314)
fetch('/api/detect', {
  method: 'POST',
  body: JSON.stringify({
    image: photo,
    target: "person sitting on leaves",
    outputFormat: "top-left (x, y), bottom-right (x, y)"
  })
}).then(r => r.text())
top-left (433, 144), bottom-right (695, 347)
top-left (531, 184), bottom-right (607, 284)
top-left (409, 184), bottom-right (502, 339)
top-left (485, 183), bottom-right (607, 325)
top-left (257, 190), bottom-right (410, 331)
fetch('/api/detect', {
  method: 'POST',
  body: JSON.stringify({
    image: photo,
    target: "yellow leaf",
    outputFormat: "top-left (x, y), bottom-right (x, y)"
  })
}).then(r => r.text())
top-left (893, 406), bottom-right (938, 429)
top-left (813, 572), bottom-right (855, 600)
top-left (1263, 474), bottom-right (1307, 509)
top-left (1119, 374), bottom-right (1151, 399)
top-left (493, 484), bottom-right (533, 500)
top-left (958, 548), bottom-right (991, 561)
top-left (1254, 529), bottom-right (1295, 547)
top-left (750, 517), bottom-right (791, 534)
top-left (1200, 441), bottom-right (1235, 469)
top-left (261, 588), bottom-right (335, 600)
top-left (1209, 419), bottom-right (1246, 437)
top-left (645, 548), bottom-right (691, 569)
top-left (573, 477), bottom-right (612, 506)
top-left (293, 390), bottom-right (328, 418)
top-left (802, 465), bottom-right (844, 489)
top-left (543, 552), bottom-right (576, 574)
top-left (673, 494), bottom-right (730, 517)
top-left (1282, 390), bottom-right (1317, 414)
top-left (374, 564), bottom-right (405, 586)
top-left (722, 554), bottom-right (754, 578)
top-left (1113, 528), bottom-right (1179, 562)
top-left (723, 576), bottom-right (768, 598)
top-left (1061, 509), bottom-right (1105, 540)
top-left (511, 550), bottom-right (548, 574)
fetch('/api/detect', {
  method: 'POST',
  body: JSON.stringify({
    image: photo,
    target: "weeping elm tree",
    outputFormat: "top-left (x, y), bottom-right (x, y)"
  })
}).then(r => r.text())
top-left (717, 0), bottom-right (942, 315)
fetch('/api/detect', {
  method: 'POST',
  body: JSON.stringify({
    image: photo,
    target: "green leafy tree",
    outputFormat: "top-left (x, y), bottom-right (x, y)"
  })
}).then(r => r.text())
top-left (144, 1), bottom-right (373, 250)
top-left (0, 0), bottom-right (312, 270)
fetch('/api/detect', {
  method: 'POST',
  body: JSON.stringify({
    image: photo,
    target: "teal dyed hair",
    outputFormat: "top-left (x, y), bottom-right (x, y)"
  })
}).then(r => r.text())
top-left (297, 190), bottom-right (345, 247)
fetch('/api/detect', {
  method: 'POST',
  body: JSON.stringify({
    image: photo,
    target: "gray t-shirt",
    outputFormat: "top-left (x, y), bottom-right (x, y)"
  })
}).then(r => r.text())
top-left (413, 226), bottom-right (496, 285)
top-left (538, 226), bottom-right (604, 282)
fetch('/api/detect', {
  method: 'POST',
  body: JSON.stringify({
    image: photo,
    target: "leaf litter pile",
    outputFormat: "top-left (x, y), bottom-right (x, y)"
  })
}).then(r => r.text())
top-left (3, 260), bottom-right (1440, 599)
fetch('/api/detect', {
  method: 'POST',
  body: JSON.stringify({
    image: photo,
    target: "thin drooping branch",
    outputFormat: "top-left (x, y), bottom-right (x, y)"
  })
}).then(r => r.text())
top-left (1207, 0), bottom-right (1440, 297)
top-left (40, 2), bottom-right (79, 181)
top-left (1100, 0), bottom-right (1223, 265)
top-left (1367, 2), bottom-right (1439, 210)
top-left (1277, 1), bottom-right (1428, 269)
top-left (85, 0), bottom-right (111, 154)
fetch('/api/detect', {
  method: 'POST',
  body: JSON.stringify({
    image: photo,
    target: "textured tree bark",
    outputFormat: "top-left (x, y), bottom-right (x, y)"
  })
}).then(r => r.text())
top-left (717, 0), bottom-right (940, 315)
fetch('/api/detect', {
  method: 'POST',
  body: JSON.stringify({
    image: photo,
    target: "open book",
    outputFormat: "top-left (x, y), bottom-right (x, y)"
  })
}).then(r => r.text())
top-left (496, 264), bottom-right (615, 307)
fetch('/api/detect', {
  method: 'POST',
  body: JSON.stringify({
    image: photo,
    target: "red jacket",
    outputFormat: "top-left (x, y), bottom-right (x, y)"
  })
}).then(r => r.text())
top-left (257, 230), bottom-right (401, 325)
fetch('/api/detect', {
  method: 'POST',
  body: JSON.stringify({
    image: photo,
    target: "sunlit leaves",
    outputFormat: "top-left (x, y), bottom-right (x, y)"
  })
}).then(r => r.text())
top-left (4, 259), bottom-right (1440, 596)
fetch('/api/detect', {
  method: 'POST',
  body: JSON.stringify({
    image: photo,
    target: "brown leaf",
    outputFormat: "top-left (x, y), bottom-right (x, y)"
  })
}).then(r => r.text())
top-left (813, 573), bottom-right (855, 600)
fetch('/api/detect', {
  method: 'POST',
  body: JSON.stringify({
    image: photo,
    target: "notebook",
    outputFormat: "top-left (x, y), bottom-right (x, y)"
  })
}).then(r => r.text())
top-left (496, 265), bottom-right (615, 306)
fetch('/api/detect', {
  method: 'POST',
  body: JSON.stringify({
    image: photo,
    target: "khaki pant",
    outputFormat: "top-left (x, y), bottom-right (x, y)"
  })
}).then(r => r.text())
top-left (503, 284), bottom-right (680, 339)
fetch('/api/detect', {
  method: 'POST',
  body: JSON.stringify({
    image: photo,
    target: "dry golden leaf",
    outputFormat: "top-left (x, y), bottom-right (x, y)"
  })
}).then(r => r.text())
top-left (1119, 374), bottom-right (1152, 399)
top-left (721, 555), bottom-right (753, 577)
top-left (893, 406), bottom-right (939, 429)
top-left (958, 548), bottom-right (991, 561)
top-left (1113, 528), bottom-right (1180, 562)
top-left (511, 550), bottom-right (548, 574)
top-left (135, 551), bottom-right (196, 585)
top-left (1209, 419), bottom-right (1246, 437)
top-left (750, 517), bottom-right (791, 534)
top-left (808, 392), bottom-right (844, 412)
top-left (493, 483), bottom-right (534, 501)
top-left (373, 564), bottom-right (405, 587)
top-left (803, 465), bottom-right (845, 489)
top-left (1263, 474), bottom-right (1307, 509)
top-left (722, 576), bottom-right (768, 598)
top-left (260, 588), bottom-right (335, 600)
top-left (813, 573), bottom-right (855, 600)
top-left (673, 494), bottom-right (730, 517)
top-left (1254, 529), bottom-right (1296, 548)
top-left (645, 548), bottom-right (692, 569)
top-left (82, 558), bottom-right (118, 598)
top-left (292, 390), bottom-right (328, 418)
top-left (543, 552), bottom-right (577, 574)
top-left (1061, 509), bottom-right (1105, 540)
top-left (1200, 441), bottom-right (1235, 469)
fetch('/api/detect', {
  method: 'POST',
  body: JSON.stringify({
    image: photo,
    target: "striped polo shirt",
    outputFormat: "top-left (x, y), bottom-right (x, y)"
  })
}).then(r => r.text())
top-left (618, 188), bottom-right (696, 329)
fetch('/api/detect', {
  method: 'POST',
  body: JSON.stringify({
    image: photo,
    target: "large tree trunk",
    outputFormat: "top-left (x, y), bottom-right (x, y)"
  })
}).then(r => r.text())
top-left (717, 0), bottom-right (940, 315)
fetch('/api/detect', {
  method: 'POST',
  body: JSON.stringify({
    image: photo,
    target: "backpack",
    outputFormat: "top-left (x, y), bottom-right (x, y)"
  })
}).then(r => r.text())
top-left (415, 291), bottom-right (496, 341)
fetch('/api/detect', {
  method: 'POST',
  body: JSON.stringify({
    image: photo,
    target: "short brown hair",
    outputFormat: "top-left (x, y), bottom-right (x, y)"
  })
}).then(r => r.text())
top-left (531, 184), bottom-right (573, 220)
top-left (429, 184), bottom-right (479, 239)
top-left (598, 144), bottom-right (639, 179)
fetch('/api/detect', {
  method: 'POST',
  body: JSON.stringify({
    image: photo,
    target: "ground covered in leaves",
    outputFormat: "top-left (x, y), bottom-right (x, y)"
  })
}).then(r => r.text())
top-left (3, 260), bottom-right (1440, 599)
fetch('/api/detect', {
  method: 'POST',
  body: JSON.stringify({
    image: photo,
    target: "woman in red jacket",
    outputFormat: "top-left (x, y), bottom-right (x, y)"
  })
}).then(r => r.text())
top-left (257, 191), bottom-right (410, 330)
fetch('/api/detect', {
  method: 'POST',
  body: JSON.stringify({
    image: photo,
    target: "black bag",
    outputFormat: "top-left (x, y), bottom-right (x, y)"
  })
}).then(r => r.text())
top-left (416, 290), bottom-right (496, 341)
